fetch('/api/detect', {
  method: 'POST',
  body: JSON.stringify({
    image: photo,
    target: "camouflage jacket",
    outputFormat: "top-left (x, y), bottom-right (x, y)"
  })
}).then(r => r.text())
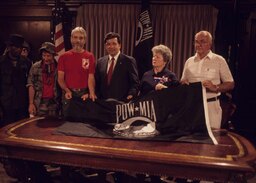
top-left (27, 60), bottom-right (61, 110)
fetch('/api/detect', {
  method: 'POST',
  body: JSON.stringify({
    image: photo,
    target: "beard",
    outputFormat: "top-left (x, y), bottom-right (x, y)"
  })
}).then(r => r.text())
top-left (72, 43), bottom-right (84, 52)
top-left (9, 49), bottom-right (21, 59)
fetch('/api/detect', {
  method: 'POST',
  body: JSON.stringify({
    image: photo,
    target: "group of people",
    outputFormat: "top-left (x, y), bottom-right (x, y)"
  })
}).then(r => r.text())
top-left (0, 27), bottom-right (234, 182)
top-left (56, 27), bottom-right (234, 130)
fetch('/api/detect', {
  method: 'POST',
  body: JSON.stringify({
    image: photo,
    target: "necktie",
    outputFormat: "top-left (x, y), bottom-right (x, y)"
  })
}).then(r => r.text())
top-left (107, 57), bottom-right (115, 85)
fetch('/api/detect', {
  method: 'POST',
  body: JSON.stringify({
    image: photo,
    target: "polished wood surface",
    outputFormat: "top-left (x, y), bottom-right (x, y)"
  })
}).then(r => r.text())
top-left (0, 117), bottom-right (255, 182)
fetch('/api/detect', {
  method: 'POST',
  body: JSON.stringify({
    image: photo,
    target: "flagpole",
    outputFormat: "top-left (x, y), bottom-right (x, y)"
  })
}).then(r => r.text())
top-left (53, 0), bottom-right (65, 60)
top-left (54, 0), bottom-right (60, 32)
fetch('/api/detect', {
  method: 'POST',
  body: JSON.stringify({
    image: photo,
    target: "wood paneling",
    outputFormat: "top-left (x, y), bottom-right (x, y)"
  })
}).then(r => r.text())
top-left (0, 5), bottom-right (52, 61)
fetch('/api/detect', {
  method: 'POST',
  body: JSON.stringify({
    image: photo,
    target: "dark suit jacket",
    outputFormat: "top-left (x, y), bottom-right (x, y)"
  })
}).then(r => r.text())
top-left (95, 53), bottom-right (139, 101)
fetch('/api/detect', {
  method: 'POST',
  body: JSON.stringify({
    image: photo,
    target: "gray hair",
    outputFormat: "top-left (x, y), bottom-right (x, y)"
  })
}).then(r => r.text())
top-left (152, 44), bottom-right (172, 63)
top-left (71, 27), bottom-right (87, 39)
top-left (195, 30), bottom-right (213, 45)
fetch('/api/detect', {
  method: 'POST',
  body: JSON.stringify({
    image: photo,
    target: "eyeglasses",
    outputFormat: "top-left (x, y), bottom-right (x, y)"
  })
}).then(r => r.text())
top-left (194, 40), bottom-right (208, 45)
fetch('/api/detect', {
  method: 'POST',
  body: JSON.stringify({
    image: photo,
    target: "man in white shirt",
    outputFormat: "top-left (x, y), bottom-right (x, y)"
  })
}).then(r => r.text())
top-left (181, 30), bottom-right (234, 129)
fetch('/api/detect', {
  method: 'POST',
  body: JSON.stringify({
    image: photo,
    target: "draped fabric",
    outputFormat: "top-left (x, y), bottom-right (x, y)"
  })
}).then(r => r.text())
top-left (76, 4), bottom-right (140, 60)
top-left (76, 4), bottom-right (218, 79)
top-left (151, 5), bottom-right (218, 78)
top-left (56, 82), bottom-right (217, 145)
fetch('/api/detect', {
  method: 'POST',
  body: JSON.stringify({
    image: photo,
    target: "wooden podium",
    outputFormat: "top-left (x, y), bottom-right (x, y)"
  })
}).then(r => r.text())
top-left (0, 117), bottom-right (255, 182)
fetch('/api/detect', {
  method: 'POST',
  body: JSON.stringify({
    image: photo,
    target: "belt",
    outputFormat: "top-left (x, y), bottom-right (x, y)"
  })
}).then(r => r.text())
top-left (207, 96), bottom-right (220, 102)
top-left (70, 88), bottom-right (87, 92)
top-left (70, 88), bottom-right (88, 93)
top-left (41, 98), bottom-right (54, 101)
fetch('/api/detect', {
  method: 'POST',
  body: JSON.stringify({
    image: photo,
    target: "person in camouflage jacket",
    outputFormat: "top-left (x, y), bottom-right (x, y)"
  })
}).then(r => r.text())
top-left (27, 42), bottom-right (61, 117)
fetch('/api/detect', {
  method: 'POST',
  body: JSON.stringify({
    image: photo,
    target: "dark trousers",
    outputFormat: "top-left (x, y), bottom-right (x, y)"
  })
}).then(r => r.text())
top-left (62, 89), bottom-right (88, 118)
top-left (38, 98), bottom-right (58, 117)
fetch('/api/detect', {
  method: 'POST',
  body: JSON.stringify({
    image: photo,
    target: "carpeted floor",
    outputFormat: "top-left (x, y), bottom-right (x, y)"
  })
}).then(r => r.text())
top-left (0, 162), bottom-right (255, 183)
top-left (0, 162), bottom-right (116, 183)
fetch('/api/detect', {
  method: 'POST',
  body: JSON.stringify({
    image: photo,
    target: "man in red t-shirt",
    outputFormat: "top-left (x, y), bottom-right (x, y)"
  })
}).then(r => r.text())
top-left (58, 27), bottom-right (96, 116)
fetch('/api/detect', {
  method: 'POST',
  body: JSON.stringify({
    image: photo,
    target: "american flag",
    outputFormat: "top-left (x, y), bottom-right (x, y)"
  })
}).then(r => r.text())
top-left (53, 7), bottom-right (65, 60)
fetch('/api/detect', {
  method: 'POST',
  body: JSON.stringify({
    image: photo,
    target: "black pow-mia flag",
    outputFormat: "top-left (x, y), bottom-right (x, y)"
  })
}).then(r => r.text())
top-left (59, 82), bottom-right (217, 144)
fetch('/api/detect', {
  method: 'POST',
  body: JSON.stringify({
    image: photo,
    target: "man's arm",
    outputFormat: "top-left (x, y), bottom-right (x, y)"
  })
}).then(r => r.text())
top-left (88, 73), bottom-right (97, 101)
top-left (202, 80), bottom-right (235, 93)
top-left (28, 85), bottom-right (36, 115)
top-left (94, 61), bottom-right (101, 98)
top-left (217, 81), bottom-right (235, 93)
top-left (58, 71), bottom-right (72, 99)
top-left (127, 57), bottom-right (140, 99)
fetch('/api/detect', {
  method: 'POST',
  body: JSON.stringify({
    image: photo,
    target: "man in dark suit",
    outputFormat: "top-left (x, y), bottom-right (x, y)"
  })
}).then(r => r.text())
top-left (95, 32), bottom-right (139, 102)
top-left (95, 32), bottom-right (140, 182)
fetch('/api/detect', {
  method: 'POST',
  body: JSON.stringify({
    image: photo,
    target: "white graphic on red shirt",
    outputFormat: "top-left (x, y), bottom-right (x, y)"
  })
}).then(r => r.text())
top-left (82, 59), bottom-right (89, 69)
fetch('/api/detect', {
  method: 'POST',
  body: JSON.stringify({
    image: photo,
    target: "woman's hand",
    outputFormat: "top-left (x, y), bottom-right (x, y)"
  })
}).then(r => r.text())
top-left (155, 83), bottom-right (168, 90)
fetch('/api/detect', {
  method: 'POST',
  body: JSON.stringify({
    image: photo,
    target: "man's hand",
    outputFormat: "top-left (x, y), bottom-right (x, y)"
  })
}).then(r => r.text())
top-left (89, 93), bottom-right (97, 102)
top-left (28, 103), bottom-right (36, 116)
top-left (65, 92), bottom-right (72, 99)
top-left (202, 80), bottom-right (217, 92)
top-left (126, 95), bottom-right (133, 100)
top-left (81, 93), bottom-right (89, 101)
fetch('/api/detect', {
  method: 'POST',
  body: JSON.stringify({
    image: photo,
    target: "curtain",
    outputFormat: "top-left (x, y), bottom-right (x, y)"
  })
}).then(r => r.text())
top-left (76, 4), bottom-right (140, 60)
top-left (151, 5), bottom-right (218, 78)
top-left (76, 4), bottom-right (218, 79)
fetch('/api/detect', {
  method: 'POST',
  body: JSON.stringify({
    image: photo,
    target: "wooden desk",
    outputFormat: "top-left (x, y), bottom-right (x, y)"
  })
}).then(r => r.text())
top-left (0, 117), bottom-right (255, 182)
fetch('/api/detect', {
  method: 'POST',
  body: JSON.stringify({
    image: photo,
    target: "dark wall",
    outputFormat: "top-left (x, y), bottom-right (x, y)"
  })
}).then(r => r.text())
top-left (0, 5), bottom-right (52, 61)
top-left (213, 2), bottom-right (256, 145)
top-left (234, 12), bottom-right (256, 145)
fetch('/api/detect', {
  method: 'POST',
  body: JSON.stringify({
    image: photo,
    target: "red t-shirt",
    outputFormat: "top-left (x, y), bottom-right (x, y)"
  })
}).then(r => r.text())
top-left (57, 50), bottom-right (95, 89)
top-left (42, 80), bottom-right (54, 98)
top-left (42, 63), bottom-right (55, 98)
